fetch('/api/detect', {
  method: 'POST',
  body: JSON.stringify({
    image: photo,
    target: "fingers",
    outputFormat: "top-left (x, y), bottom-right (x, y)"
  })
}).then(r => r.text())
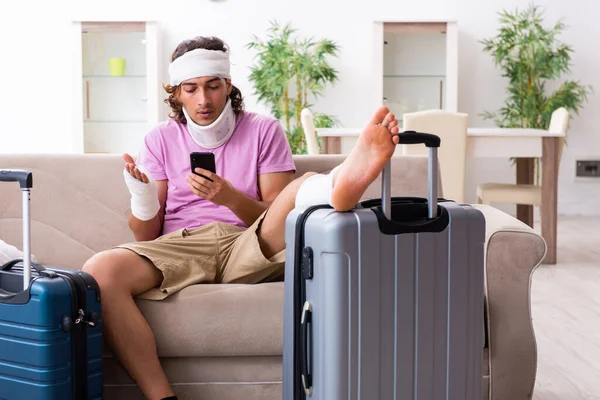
top-left (122, 153), bottom-right (135, 164)
top-left (189, 181), bottom-right (210, 198)
top-left (132, 167), bottom-right (144, 182)
top-left (194, 168), bottom-right (215, 182)
top-left (188, 177), bottom-right (213, 201)
top-left (125, 163), bottom-right (147, 183)
top-left (124, 163), bottom-right (132, 176)
top-left (123, 153), bottom-right (148, 183)
top-left (188, 173), bottom-right (212, 189)
top-left (189, 182), bottom-right (210, 199)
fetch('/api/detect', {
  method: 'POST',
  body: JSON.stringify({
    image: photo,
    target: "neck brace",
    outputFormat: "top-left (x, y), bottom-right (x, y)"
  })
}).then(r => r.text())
top-left (182, 98), bottom-right (236, 148)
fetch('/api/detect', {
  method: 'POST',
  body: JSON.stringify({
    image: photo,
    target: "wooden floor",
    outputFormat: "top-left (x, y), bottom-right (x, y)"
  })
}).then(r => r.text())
top-left (531, 216), bottom-right (600, 400)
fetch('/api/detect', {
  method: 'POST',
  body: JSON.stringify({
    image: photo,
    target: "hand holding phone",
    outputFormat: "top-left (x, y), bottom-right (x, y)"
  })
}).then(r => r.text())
top-left (187, 151), bottom-right (235, 207)
top-left (190, 152), bottom-right (216, 182)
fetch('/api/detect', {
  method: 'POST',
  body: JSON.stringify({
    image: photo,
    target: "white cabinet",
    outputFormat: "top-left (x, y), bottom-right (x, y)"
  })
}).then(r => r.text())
top-left (374, 21), bottom-right (458, 125)
top-left (71, 21), bottom-right (160, 154)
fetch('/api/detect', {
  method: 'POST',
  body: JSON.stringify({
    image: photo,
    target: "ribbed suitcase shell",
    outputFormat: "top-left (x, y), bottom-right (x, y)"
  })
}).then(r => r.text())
top-left (0, 265), bottom-right (103, 400)
top-left (282, 197), bottom-right (485, 400)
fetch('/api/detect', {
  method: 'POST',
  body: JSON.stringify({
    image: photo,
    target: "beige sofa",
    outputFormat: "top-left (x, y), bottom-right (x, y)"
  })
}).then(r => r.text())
top-left (0, 153), bottom-right (546, 400)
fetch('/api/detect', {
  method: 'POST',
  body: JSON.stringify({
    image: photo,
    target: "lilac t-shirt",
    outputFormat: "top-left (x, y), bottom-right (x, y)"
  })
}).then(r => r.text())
top-left (136, 111), bottom-right (296, 235)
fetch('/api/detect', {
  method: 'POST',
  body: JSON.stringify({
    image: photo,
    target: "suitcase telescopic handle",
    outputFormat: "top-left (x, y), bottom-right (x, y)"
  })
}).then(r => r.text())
top-left (381, 131), bottom-right (441, 220)
top-left (0, 169), bottom-right (33, 290)
top-left (396, 131), bottom-right (441, 148)
top-left (0, 169), bottom-right (33, 189)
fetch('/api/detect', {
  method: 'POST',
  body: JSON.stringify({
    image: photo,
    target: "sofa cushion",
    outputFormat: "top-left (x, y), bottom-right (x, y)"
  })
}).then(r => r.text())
top-left (130, 282), bottom-right (285, 358)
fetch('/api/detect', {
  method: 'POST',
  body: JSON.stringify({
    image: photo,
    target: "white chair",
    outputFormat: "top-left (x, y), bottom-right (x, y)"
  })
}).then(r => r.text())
top-left (476, 107), bottom-right (570, 208)
top-left (300, 108), bottom-right (320, 155)
top-left (402, 109), bottom-right (469, 203)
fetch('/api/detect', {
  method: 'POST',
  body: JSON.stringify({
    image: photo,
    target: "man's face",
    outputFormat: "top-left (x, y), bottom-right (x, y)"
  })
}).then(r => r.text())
top-left (178, 76), bottom-right (232, 126)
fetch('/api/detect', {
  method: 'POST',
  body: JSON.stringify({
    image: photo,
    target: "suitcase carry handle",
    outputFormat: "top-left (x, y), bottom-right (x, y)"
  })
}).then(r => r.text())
top-left (381, 131), bottom-right (440, 220)
top-left (300, 301), bottom-right (313, 396)
top-left (0, 259), bottom-right (57, 302)
top-left (1, 258), bottom-right (56, 278)
top-left (1, 169), bottom-right (33, 290)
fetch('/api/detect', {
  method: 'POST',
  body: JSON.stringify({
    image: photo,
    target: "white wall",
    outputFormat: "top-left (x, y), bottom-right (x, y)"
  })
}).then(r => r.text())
top-left (0, 0), bottom-right (598, 216)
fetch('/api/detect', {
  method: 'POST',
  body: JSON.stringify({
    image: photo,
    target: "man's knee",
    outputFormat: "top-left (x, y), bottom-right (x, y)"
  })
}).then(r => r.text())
top-left (82, 249), bottom-right (136, 294)
top-left (82, 251), bottom-right (120, 287)
top-left (83, 249), bottom-right (162, 296)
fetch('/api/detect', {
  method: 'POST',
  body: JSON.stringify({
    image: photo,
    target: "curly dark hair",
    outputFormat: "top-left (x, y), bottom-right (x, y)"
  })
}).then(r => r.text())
top-left (163, 36), bottom-right (244, 124)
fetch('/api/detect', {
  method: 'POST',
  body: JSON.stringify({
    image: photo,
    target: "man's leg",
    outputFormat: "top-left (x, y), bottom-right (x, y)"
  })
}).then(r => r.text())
top-left (257, 106), bottom-right (400, 259)
top-left (82, 249), bottom-right (174, 400)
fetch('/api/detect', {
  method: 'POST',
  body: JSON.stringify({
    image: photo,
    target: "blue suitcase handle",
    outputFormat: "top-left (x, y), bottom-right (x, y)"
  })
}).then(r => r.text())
top-left (0, 259), bottom-right (57, 302)
top-left (0, 169), bottom-right (33, 189)
top-left (1, 259), bottom-right (58, 278)
top-left (1, 258), bottom-right (48, 274)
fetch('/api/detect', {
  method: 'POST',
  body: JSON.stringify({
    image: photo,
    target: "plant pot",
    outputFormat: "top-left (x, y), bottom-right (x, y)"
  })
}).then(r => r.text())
top-left (109, 58), bottom-right (126, 76)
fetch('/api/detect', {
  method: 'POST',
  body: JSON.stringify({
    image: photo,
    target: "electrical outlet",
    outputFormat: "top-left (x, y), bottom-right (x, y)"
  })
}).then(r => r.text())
top-left (576, 160), bottom-right (600, 177)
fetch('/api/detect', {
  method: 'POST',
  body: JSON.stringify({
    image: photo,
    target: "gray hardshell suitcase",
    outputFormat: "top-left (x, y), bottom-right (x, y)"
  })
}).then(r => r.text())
top-left (282, 131), bottom-right (486, 400)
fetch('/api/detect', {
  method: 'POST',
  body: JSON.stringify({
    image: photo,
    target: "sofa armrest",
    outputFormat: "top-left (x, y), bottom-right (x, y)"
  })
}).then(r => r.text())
top-left (472, 205), bottom-right (546, 400)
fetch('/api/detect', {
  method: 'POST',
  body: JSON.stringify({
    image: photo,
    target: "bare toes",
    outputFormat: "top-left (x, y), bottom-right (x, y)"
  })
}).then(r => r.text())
top-left (383, 112), bottom-right (394, 124)
top-left (370, 106), bottom-right (390, 125)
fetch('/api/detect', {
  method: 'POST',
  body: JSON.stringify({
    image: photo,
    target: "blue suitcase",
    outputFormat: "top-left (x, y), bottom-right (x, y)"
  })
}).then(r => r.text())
top-left (0, 169), bottom-right (103, 399)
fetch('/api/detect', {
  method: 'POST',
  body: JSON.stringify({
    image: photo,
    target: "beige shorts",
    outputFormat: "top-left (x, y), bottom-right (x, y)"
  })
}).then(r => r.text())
top-left (116, 210), bottom-right (286, 300)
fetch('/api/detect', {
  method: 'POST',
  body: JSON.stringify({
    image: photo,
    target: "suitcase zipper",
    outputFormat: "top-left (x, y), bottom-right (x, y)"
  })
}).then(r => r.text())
top-left (50, 269), bottom-right (90, 399)
top-left (293, 205), bottom-right (331, 400)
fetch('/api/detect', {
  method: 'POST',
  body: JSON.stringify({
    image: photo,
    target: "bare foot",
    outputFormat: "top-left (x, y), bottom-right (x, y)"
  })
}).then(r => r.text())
top-left (330, 106), bottom-right (400, 211)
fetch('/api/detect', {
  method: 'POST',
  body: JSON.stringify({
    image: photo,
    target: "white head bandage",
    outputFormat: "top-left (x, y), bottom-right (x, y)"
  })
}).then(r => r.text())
top-left (168, 48), bottom-right (231, 86)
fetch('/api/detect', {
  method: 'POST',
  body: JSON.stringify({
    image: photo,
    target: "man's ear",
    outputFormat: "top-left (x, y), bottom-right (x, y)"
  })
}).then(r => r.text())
top-left (226, 79), bottom-right (233, 96)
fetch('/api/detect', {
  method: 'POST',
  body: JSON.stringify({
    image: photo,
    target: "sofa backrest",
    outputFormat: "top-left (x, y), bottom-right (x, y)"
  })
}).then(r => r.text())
top-left (0, 154), bottom-right (440, 270)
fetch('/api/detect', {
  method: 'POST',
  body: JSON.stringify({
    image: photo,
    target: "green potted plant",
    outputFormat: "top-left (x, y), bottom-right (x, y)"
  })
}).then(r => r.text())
top-left (480, 3), bottom-right (593, 180)
top-left (247, 21), bottom-right (340, 154)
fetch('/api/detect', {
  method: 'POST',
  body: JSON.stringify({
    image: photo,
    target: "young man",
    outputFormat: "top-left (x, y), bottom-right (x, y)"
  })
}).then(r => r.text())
top-left (82, 36), bottom-right (400, 400)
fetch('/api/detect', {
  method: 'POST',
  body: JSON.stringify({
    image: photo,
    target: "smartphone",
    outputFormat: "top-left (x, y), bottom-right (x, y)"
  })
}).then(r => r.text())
top-left (190, 152), bottom-right (216, 181)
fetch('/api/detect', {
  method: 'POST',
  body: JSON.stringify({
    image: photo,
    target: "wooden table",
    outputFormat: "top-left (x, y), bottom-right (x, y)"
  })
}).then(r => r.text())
top-left (317, 127), bottom-right (564, 264)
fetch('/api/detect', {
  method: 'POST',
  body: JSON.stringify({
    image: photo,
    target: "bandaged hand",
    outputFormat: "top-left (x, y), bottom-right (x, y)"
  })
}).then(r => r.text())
top-left (123, 154), bottom-right (160, 221)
